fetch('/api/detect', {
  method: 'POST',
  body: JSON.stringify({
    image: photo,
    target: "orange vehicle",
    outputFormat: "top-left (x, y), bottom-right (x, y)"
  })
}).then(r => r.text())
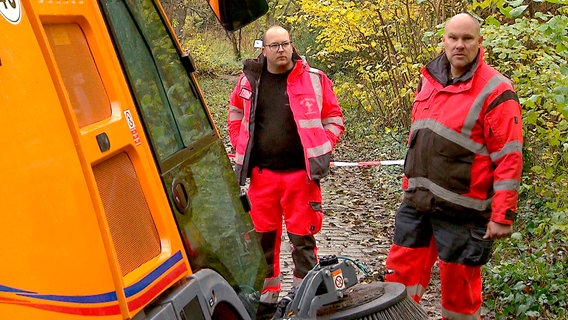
top-left (0, 0), bottom-right (269, 319)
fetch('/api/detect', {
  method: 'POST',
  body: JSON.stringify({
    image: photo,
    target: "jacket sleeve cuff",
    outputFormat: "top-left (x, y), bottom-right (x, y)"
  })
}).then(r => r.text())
top-left (491, 209), bottom-right (516, 225)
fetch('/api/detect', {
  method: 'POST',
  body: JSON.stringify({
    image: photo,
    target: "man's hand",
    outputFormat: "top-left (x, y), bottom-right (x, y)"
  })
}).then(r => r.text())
top-left (483, 221), bottom-right (513, 240)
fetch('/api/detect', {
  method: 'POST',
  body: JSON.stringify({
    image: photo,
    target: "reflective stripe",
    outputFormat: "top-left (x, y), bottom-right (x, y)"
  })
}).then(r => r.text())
top-left (240, 75), bottom-right (248, 87)
top-left (442, 306), bottom-right (481, 320)
top-left (298, 118), bottom-right (322, 129)
top-left (261, 276), bottom-right (281, 304)
top-left (406, 284), bottom-right (426, 298)
top-left (262, 277), bottom-right (281, 291)
top-left (323, 116), bottom-right (344, 126)
top-left (264, 276), bottom-right (281, 288)
top-left (494, 179), bottom-right (520, 192)
top-left (326, 124), bottom-right (343, 137)
top-left (490, 140), bottom-right (522, 162)
top-left (298, 117), bottom-right (342, 139)
top-left (462, 74), bottom-right (509, 137)
top-left (308, 68), bottom-right (323, 112)
top-left (408, 177), bottom-right (492, 211)
top-left (234, 153), bottom-right (245, 164)
top-left (228, 105), bottom-right (243, 121)
top-left (323, 116), bottom-right (344, 138)
top-left (411, 119), bottom-right (488, 155)
top-left (260, 291), bottom-right (280, 304)
top-left (307, 140), bottom-right (332, 158)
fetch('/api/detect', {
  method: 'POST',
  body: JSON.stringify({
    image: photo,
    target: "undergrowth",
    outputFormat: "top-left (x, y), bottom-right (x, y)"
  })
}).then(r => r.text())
top-left (484, 196), bottom-right (568, 319)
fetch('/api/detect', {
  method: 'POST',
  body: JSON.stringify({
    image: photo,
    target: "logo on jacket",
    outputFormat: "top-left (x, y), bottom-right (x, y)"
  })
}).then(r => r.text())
top-left (239, 88), bottom-right (253, 100)
top-left (301, 97), bottom-right (318, 115)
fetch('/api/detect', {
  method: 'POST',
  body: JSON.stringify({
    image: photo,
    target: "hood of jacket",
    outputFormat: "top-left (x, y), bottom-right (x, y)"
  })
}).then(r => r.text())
top-left (242, 48), bottom-right (305, 86)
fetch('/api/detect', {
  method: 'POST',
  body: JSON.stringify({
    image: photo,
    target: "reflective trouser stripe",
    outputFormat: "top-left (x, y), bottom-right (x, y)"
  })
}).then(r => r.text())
top-left (442, 308), bottom-right (481, 320)
top-left (406, 284), bottom-right (426, 301)
top-left (439, 260), bottom-right (482, 320)
top-left (385, 240), bottom-right (437, 303)
top-left (260, 277), bottom-right (281, 304)
top-left (386, 244), bottom-right (483, 317)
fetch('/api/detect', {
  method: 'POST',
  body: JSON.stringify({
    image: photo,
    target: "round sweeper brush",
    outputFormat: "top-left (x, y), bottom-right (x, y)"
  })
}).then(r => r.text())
top-left (272, 256), bottom-right (428, 320)
top-left (315, 281), bottom-right (428, 320)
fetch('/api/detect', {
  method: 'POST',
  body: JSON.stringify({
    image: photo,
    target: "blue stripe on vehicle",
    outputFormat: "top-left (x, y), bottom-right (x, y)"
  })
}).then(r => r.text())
top-left (12, 251), bottom-right (183, 303)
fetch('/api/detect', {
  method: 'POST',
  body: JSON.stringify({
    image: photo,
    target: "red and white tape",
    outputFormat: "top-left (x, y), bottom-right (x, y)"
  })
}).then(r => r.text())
top-left (331, 160), bottom-right (404, 167)
top-left (228, 154), bottom-right (404, 167)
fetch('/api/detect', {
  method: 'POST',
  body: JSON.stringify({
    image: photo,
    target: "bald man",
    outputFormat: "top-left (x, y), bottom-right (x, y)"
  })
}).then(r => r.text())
top-left (385, 13), bottom-right (523, 320)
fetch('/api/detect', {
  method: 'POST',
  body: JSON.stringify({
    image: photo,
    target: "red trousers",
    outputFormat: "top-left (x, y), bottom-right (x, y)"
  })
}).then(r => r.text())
top-left (385, 203), bottom-right (489, 319)
top-left (248, 167), bottom-right (323, 304)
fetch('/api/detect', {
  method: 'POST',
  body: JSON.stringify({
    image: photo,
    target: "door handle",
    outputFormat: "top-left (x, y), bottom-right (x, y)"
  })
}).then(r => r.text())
top-left (172, 179), bottom-right (190, 214)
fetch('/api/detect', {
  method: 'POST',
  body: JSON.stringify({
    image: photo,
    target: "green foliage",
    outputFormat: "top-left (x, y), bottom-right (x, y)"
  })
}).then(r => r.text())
top-left (176, 0), bottom-right (267, 75)
top-left (288, 0), bottom-right (440, 130)
top-left (470, 1), bottom-right (568, 318)
top-left (287, 1), bottom-right (470, 131)
top-left (480, 3), bottom-right (568, 214)
top-left (484, 198), bottom-right (568, 319)
top-left (198, 75), bottom-right (237, 143)
top-left (183, 31), bottom-right (245, 76)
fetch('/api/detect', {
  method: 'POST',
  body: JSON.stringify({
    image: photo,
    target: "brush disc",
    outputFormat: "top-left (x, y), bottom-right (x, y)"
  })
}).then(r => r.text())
top-left (316, 282), bottom-right (427, 320)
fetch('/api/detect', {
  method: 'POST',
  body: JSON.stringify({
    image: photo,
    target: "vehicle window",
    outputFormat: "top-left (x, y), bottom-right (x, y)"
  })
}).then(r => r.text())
top-left (102, 0), bottom-right (212, 160)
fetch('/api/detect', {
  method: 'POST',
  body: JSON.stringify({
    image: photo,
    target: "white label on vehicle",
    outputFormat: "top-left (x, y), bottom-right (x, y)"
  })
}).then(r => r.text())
top-left (332, 269), bottom-right (344, 290)
top-left (1, 0), bottom-right (22, 25)
top-left (124, 110), bottom-right (142, 146)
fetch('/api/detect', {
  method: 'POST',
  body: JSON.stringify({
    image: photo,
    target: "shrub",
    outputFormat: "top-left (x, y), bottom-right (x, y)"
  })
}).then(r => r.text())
top-left (478, 3), bottom-right (568, 318)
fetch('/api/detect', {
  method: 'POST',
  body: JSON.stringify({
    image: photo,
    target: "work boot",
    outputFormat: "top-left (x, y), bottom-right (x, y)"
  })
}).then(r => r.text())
top-left (256, 302), bottom-right (278, 320)
top-left (272, 287), bottom-right (297, 319)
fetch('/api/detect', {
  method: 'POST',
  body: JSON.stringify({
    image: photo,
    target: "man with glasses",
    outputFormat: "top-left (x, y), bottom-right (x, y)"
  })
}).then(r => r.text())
top-left (228, 25), bottom-right (344, 319)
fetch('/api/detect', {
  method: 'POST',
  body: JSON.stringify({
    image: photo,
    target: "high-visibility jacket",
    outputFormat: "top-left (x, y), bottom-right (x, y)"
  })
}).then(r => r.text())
top-left (402, 48), bottom-right (523, 225)
top-left (228, 52), bottom-right (344, 185)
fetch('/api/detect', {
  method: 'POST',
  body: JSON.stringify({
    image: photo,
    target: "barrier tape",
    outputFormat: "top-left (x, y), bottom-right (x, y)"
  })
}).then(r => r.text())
top-left (331, 160), bottom-right (404, 167)
top-left (227, 154), bottom-right (404, 167)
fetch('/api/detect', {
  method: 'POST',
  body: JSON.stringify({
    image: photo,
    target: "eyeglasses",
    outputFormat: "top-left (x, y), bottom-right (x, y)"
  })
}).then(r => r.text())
top-left (264, 41), bottom-right (293, 51)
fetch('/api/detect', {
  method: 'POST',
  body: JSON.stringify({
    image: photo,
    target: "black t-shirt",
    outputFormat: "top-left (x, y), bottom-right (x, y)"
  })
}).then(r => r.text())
top-left (250, 68), bottom-right (305, 171)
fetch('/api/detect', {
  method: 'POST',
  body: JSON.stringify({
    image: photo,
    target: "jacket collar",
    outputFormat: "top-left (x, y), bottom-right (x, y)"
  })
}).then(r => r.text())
top-left (243, 48), bottom-right (305, 81)
top-left (425, 47), bottom-right (484, 85)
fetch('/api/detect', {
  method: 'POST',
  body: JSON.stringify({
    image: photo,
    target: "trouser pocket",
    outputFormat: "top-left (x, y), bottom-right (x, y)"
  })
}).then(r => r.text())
top-left (434, 217), bottom-right (494, 266)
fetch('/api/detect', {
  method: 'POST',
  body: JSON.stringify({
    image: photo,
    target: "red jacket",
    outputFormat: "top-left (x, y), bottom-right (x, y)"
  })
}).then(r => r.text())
top-left (228, 52), bottom-right (344, 185)
top-left (403, 48), bottom-right (523, 225)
